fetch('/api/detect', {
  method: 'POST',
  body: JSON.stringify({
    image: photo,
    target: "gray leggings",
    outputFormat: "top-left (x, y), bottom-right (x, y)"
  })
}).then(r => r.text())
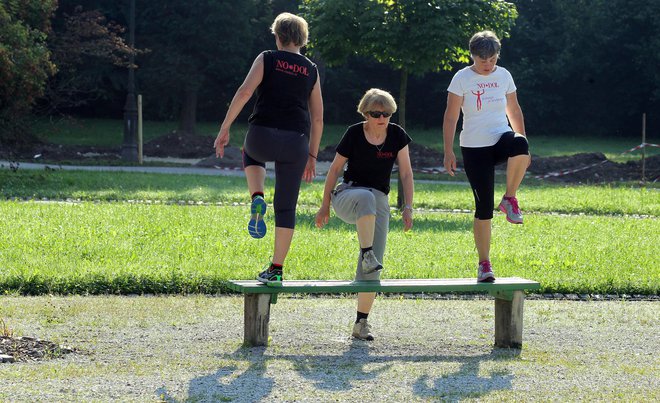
top-left (243, 124), bottom-right (309, 229)
top-left (331, 183), bottom-right (390, 280)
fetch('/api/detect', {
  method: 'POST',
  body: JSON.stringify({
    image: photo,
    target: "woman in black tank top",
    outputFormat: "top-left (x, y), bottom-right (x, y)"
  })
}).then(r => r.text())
top-left (214, 13), bottom-right (324, 286)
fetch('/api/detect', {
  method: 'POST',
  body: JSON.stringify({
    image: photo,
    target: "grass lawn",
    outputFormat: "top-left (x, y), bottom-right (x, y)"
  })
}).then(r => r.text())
top-left (0, 198), bottom-right (657, 295)
top-left (30, 117), bottom-right (659, 162)
top-left (1, 170), bottom-right (659, 216)
top-left (1, 141), bottom-right (658, 295)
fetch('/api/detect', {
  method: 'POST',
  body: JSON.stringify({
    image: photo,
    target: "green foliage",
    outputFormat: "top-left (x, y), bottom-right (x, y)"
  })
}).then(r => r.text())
top-left (43, 5), bottom-right (138, 113)
top-left (505, 0), bottom-right (660, 135)
top-left (301, 0), bottom-right (517, 126)
top-left (0, 0), bottom-right (57, 146)
top-left (302, 0), bottom-right (517, 74)
top-left (136, 0), bottom-right (261, 132)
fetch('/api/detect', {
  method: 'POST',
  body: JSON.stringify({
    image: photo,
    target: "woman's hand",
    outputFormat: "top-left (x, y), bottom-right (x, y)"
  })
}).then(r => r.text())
top-left (315, 205), bottom-right (330, 229)
top-left (303, 155), bottom-right (316, 183)
top-left (402, 208), bottom-right (413, 231)
top-left (443, 150), bottom-right (457, 176)
top-left (214, 128), bottom-right (230, 158)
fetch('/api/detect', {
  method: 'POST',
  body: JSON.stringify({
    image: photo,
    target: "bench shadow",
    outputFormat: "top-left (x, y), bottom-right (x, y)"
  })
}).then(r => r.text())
top-left (155, 347), bottom-right (273, 403)
top-left (160, 343), bottom-right (519, 401)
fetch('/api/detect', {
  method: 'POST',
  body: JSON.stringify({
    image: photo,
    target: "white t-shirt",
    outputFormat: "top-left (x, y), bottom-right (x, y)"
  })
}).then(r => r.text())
top-left (447, 66), bottom-right (517, 147)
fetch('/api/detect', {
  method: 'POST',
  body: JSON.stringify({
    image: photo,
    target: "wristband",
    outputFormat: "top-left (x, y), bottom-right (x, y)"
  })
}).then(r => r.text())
top-left (403, 204), bottom-right (413, 211)
top-left (309, 153), bottom-right (317, 159)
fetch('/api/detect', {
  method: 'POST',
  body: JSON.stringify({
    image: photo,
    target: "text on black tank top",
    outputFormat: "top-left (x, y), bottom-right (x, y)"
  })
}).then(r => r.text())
top-left (248, 50), bottom-right (318, 135)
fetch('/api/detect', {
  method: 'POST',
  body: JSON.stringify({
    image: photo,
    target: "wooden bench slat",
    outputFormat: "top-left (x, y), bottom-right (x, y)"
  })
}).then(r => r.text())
top-left (227, 277), bottom-right (540, 294)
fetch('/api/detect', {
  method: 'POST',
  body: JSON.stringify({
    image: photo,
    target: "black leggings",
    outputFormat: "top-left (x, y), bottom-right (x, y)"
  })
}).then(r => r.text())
top-left (461, 131), bottom-right (529, 220)
top-left (243, 124), bottom-right (309, 229)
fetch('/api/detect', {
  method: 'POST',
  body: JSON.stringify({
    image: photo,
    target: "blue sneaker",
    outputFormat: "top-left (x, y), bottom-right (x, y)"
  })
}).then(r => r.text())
top-left (248, 196), bottom-right (267, 238)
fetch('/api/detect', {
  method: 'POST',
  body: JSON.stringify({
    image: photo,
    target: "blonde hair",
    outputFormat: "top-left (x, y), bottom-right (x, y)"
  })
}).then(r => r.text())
top-left (271, 13), bottom-right (309, 47)
top-left (357, 88), bottom-right (397, 116)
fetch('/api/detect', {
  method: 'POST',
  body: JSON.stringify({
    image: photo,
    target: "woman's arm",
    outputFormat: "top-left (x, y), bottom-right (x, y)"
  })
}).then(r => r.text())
top-left (315, 153), bottom-right (347, 229)
top-left (397, 145), bottom-right (414, 231)
top-left (214, 54), bottom-right (264, 157)
top-left (505, 91), bottom-right (526, 135)
top-left (303, 71), bottom-right (324, 183)
top-left (442, 92), bottom-right (463, 176)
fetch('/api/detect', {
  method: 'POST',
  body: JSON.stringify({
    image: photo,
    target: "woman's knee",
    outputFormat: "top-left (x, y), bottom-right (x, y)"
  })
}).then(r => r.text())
top-left (353, 190), bottom-right (377, 217)
top-left (509, 134), bottom-right (529, 157)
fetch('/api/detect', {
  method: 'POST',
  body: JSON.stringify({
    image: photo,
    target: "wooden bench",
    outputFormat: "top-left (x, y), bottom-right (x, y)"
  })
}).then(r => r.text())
top-left (227, 277), bottom-right (541, 349)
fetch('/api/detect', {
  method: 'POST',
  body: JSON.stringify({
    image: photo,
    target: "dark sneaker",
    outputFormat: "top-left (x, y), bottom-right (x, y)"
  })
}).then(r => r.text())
top-left (477, 260), bottom-right (495, 283)
top-left (256, 266), bottom-right (282, 287)
top-left (248, 196), bottom-right (267, 238)
top-left (352, 318), bottom-right (374, 341)
top-left (361, 250), bottom-right (383, 274)
top-left (498, 196), bottom-right (523, 224)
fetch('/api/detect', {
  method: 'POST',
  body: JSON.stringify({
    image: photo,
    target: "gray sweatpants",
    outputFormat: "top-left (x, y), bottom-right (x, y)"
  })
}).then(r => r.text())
top-left (331, 183), bottom-right (390, 280)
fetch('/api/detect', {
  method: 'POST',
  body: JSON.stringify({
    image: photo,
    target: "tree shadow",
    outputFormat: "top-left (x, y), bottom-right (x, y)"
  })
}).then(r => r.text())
top-left (159, 343), bottom-right (519, 401)
top-left (295, 211), bottom-right (473, 233)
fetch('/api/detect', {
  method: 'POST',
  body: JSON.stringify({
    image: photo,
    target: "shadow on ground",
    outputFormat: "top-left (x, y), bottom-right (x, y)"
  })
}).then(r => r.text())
top-left (157, 343), bottom-right (519, 401)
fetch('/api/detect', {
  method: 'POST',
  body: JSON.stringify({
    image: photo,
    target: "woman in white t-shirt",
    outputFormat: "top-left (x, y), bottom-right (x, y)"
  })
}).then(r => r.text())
top-left (442, 30), bottom-right (531, 283)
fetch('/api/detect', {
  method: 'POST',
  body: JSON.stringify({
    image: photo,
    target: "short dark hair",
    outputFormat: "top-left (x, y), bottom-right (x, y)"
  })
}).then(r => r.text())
top-left (469, 31), bottom-right (501, 59)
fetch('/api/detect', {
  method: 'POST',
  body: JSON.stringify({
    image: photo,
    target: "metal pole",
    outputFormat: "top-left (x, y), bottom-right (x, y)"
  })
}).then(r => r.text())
top-left (641, 113), bottom-right (646, 182)
top-left (138, 94), bottom-right (143, 165)
top-left (121, 0), bottom-right (138, 162)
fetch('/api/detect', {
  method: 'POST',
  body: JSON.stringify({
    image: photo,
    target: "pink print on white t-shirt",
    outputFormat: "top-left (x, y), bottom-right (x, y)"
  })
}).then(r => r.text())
top-left (471, 89), bottom-right (485, 111)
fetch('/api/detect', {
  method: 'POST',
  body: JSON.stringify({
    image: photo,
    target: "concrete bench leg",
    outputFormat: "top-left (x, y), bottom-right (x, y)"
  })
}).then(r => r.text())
top-left (244, 294), bottom-right (271, 347)
top-left (494, 290), bottom-right (524, 348)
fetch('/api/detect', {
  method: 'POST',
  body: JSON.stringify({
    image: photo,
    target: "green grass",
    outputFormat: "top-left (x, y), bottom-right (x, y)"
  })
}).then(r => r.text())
top-left (1, 170), bottom-right (658, 216)
top-left (0, 200), bottom-right (657, 295)
top-left (30, 117), bottom-right (659, 161)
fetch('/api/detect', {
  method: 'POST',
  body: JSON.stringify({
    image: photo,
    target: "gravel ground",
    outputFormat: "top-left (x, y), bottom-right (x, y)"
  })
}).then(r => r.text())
top-left (0, 295), bottom-right (657, 402)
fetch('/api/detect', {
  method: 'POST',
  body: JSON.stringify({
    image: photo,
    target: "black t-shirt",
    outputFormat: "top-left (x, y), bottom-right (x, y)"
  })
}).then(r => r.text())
top-left (336, 122), bottom-right (412, 194)
top-left (248, 50), bottom-right (318, 135)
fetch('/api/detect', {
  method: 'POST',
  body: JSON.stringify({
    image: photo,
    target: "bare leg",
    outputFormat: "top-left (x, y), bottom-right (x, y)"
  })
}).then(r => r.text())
top-left (357, 292), bottom-right (376, 313)
top-left (356, 214), bottom-right (376, 248)
top-left (272, 227), bottom-right (293, 265)
top-left (245, 165), bottom-right (266, 195)
top-left (505, 154), bottom-right (530, 197)
top-left (474, 218), bottom-right (491, 262)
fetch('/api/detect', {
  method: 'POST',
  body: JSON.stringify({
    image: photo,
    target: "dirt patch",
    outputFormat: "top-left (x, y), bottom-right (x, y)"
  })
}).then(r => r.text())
top-left (0, 336), bottom-right (75, 363)
top-left (142, 131), bottom-right (215, 158)
top-left (527, 152), bottom-right (659, 183)
top-left (3, 134), bottom-right (657, 183)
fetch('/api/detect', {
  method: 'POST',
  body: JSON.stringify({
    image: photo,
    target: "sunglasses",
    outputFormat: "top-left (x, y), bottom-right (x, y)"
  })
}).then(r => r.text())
top-left (367, 111), bottom-right (392, 118)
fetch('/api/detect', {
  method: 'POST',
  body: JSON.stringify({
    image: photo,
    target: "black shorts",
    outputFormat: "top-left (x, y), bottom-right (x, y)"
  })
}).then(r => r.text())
top-left (461, 131), bottom-right (529, 220)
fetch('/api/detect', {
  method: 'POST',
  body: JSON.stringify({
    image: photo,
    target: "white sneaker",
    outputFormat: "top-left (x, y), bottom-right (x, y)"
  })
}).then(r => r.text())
top-left (352, 319), bottom-right (374, 341)
top-left (361, 250), bottom-right (383, 274)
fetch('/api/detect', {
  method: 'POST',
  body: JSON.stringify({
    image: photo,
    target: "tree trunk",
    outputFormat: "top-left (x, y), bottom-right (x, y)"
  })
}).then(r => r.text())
top-left (398, 68), bottom-right (407, 130)
top-left (396, 69), bottom-right (408, 209)
top-left (178, 86), bottom-right (198, 136)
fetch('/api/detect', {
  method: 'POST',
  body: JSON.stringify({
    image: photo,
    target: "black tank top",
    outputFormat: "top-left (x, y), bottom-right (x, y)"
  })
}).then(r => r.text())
top-left (248, 50), bottom-right (318, 135)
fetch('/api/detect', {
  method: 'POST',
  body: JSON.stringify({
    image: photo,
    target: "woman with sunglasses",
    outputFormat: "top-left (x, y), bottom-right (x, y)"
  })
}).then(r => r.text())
top-left (214, 13), bottom-right (323, 286)
top-left (315, 88), bottom-right (414, 341)
top-left (442, 30), bottom-right (530, 283)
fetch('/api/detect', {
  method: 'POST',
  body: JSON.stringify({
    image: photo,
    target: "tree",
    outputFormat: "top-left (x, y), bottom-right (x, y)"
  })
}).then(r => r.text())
top-left (0, 0), bottom-right (57, 148)
top-left (43, 5), bottom-right (137, 115)
top-left (301, 0), bottom-right (518, 129)
top-left (505, 0), bottom-right (660, 136)
top-left (136, 0), bottom-right (259, 136)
